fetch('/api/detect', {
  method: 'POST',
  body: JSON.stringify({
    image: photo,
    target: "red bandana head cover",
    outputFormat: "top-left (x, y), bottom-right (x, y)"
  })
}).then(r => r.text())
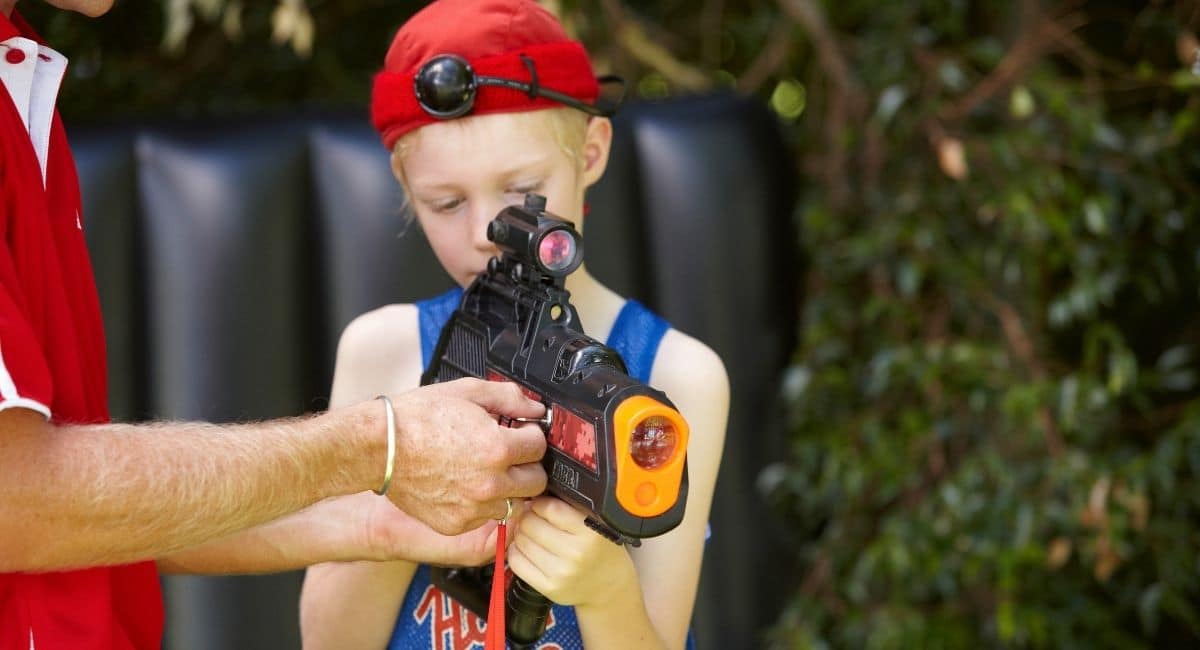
top-left (371, 0), bottom-right (601, 149)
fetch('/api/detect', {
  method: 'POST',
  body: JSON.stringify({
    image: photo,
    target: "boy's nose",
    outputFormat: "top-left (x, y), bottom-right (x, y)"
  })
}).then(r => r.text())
top-left (470, 202), bottom-right (502, 252)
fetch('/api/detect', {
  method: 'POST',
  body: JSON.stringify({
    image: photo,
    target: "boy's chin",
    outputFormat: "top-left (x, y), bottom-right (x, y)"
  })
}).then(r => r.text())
top-left (44, 0), bottom-right (114, 17)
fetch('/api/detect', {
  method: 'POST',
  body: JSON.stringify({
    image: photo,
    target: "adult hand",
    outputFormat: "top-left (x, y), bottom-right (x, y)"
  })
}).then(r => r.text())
top-left (385, 378), bottom-right (548, 535)
top-left (338, 491), bottom-right (499, 566)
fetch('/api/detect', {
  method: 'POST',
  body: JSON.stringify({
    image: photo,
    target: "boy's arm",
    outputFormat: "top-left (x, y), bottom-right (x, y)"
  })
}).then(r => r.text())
top-left (585, 331), bottom-right (729, 649)
top-left (505, 330), bottom-right (728, 650)
top-left (156, 494), bottom-right (383, 575)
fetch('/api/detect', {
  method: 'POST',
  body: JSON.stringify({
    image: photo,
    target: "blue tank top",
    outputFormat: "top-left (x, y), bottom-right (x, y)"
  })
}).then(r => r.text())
top-left (389, 287), bottom-right (676, 650)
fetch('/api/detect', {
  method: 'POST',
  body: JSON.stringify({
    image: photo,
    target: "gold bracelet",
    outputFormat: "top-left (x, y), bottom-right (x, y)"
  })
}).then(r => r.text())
top-left (374, 395), bottom-right (396, 496)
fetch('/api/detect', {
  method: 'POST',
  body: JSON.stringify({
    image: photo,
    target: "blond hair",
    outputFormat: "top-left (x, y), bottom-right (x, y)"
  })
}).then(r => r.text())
top-left (391, 107), bottom-right (589, 193)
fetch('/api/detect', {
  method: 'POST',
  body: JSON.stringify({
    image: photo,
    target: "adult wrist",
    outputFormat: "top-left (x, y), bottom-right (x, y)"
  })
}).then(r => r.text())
top-left (374, 395), bottom-right (397, 496)
top-left (324, 399), bottom-right (397, 498)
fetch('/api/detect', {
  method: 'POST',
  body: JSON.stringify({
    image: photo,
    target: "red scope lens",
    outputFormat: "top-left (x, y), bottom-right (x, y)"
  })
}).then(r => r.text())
top-left (629, 416), bottom-right (677, 470)
top-left (538, 229), bottom-right (578, 273)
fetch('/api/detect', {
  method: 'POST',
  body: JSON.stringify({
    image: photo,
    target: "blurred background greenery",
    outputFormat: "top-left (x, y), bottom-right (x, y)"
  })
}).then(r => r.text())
top-left (24, 0), bottom-right (1200, 646)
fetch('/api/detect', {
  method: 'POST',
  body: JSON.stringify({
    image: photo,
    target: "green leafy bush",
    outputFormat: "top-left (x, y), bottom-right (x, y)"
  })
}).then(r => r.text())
top-left (764, 1), bottom-right (1200, 647)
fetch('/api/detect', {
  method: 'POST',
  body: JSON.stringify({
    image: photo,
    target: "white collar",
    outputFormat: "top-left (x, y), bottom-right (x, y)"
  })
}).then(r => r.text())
top-left (0, 36), bottom-right (67, 185)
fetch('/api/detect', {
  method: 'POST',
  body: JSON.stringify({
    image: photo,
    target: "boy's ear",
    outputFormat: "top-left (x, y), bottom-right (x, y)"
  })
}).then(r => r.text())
top-left (389, 149), bottom-right (405, 180)
top-left (581, 117), bottom-right (613, 188)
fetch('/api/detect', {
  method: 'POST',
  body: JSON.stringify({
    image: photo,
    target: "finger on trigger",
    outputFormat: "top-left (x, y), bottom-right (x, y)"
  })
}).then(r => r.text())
top-left (503, 424), bottom-right (547, 465)
top-left (498, 382), bottom-right (545, 419)
top-left (507, 461), bottom-right (548, 497)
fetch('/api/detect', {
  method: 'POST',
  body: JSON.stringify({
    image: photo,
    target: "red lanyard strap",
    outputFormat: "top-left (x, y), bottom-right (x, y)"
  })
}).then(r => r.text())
top-left (485, 520), bottom-right (508, 650)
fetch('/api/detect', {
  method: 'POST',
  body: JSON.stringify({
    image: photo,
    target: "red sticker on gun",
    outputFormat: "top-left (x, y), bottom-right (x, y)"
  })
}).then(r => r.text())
top-left (487, 370), bottom-right (597, 472)
top-left (547, 406), bottom-right (597, 472)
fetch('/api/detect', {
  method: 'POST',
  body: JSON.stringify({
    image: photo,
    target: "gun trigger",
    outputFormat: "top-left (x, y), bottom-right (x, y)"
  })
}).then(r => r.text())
top-left (583, 517), bottom-right (639, 547)
top-left (512, 407), bottom-right (553, 431)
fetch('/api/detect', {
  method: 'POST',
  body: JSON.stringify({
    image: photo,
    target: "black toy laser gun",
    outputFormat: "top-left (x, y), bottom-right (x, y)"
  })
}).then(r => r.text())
top-left (421, 193), bottom-right (690, 647)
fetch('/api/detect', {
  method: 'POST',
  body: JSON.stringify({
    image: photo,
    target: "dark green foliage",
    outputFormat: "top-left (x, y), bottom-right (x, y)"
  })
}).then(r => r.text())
top-left (20, 1), bottom-right (415, 120)
top-left (22, 0), bottom-right (1200, 646)
top-left (763, 1), bottom-right (1200, 647)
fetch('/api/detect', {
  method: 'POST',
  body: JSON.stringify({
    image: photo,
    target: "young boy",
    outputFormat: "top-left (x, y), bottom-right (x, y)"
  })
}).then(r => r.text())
top-left (299, 1), bottom-right (728, 648)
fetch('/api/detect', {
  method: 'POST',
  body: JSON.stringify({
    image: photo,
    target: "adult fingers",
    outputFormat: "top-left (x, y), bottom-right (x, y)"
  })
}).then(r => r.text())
top-left (499, 423), bottom-right (548, 466)
top-left (461, 379), bottom-right (545, 419)
top-left (433, 523), bottom-right (497, 567)
top-left (503, 499), bottom-right (533, 539)
top-left (450, 513), bottom-right (494, 537)
top-left (503, 461), bottom-right (548, 500)
top-left (485, 497), bottom-right (514, 523)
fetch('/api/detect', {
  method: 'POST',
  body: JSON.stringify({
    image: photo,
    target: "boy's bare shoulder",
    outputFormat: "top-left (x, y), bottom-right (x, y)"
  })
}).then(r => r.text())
top-left (334, 304), bottom-right (421, 381)
top-left (650, 329), bottom-right (729, 472)
top-left (330, 304), bottom-right (424, 407)
top-left (651, 329), bottom-right (730, 399)
top-left (338, 304), bottom-right (419, 356)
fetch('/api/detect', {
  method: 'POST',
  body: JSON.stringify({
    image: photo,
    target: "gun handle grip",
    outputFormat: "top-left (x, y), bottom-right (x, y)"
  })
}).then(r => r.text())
top-left (505, 575), bottom-right (552, 648)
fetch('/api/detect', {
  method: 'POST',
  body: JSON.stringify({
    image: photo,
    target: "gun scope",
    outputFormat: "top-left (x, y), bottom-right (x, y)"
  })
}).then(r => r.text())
top-left (487, 194), bottom-right (584, 278)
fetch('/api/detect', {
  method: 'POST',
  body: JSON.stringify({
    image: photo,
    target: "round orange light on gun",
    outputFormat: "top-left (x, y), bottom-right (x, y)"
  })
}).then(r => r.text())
top-left (613, 396), bottom-right (689, 518)
top-left (630, 416), bottom-right (677, 469)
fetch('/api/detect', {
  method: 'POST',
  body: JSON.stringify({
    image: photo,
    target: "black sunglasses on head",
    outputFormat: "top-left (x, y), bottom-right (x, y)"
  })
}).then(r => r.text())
top-left (413, 54), bottom-right (625, 120)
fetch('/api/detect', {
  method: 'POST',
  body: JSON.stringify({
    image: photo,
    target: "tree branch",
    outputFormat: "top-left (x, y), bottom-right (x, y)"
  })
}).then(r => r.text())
top-left (701, 0), bottom-right (725, 70)
top-left (987, 294), bottom-right (1065, 457)
top-left (600, 0), bottom-right (711, 92)
top-left (776, 0), bottom-right (866, 208)
top-left (941, 7), bottom-right (1087, 122)
top-left (737, 19), bottom-right (794, 93)
top-left (776, 0), bottom-right (863, 104)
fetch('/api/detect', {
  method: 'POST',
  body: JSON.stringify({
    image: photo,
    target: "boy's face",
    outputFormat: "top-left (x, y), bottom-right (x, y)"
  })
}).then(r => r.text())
top-left (396, 110), bottom-right (610, 288)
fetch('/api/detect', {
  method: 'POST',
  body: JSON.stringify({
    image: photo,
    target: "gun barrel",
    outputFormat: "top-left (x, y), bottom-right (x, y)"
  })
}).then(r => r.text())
top-left (611, 395), bottom-right (690, 518)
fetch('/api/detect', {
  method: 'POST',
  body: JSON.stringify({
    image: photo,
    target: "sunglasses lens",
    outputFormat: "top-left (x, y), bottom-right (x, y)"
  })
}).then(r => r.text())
top-left (415, 56), bottom-right (475, 118)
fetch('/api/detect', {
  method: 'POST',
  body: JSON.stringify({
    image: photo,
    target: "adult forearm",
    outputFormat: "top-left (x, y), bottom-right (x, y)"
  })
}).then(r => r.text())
top-left (162, 489), bottom-right (503, 575)
top-left (156, 498), bottom-right (366, 575)
top-left (0, 404), bottom-right (382, 572)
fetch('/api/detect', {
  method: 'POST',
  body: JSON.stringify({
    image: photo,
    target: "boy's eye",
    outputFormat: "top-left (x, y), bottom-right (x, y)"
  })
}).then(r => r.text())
top-left (506, 181), bottom-right (543, 196)
top-left (429, 197), bottom-right (464, 214)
